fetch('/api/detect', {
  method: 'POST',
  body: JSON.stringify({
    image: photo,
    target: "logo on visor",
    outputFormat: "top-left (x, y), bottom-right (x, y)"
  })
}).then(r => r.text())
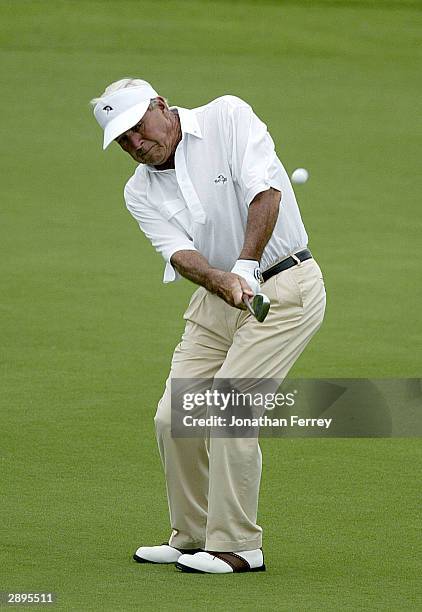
top-left (103, 105), bottom-right (113, 114)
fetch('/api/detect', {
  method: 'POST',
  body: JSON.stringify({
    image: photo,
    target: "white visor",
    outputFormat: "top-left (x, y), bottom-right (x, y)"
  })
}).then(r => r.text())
top-left (93, 82), bottom-right (159, 150)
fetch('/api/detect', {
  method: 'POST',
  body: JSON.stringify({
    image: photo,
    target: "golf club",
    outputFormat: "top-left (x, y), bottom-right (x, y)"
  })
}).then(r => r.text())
top-left (243, 293), bottom-right (271, 322)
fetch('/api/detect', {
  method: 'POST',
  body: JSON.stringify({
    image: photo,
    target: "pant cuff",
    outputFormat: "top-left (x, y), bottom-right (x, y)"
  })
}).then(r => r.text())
top-left (204, 536), bottom-right (262, 552)
top-left (169, 537), bottom-right (205, 549)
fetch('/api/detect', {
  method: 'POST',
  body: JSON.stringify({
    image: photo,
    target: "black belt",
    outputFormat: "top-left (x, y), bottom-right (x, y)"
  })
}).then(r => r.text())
top-left (262, 249), bottom-right (313, 282)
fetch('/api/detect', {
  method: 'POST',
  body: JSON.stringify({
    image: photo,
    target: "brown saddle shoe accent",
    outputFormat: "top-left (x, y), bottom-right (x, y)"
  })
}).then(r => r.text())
top-left (206, 551), bottom-right (251, 572)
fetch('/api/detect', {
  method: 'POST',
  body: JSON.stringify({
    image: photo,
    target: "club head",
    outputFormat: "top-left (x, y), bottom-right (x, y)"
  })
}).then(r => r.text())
top-left (243, 293), bottom-right (270, 322)
top-left (252, 293), bottom-right (270, 322)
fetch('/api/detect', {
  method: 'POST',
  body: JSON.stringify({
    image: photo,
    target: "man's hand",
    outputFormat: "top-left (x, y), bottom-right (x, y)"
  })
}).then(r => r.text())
top-left (207, 269), bottom-right (254, 309)
top-left (230, 259), bottom-right (261, 295)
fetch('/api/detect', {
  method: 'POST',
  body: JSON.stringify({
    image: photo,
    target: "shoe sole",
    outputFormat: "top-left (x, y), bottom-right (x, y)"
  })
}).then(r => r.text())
top-left (175, 562), bottom-right (266, 574)
top-left (133, 554), bottom-right (177, 564)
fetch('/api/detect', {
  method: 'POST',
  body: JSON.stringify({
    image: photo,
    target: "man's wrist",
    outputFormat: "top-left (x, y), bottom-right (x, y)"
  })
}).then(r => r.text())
top-left (232, 258), bottom-right (259, 268)
top-left (238, 253), bottom-right (260, 262)
top-left (204, 267), bottom-right (225, 293)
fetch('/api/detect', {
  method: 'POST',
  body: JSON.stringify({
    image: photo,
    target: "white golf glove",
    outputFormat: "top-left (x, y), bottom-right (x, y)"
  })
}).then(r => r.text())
top-left (231, 259), bottom-right (262, 295)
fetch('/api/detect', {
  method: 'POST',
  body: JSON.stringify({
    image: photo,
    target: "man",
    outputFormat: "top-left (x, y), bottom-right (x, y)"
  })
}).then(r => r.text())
top-left (91, 78), bottom-right (326, 574)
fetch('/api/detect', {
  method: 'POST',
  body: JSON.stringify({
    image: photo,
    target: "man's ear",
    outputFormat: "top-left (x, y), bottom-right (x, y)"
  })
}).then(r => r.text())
top-left (155, 96), bottom-right (168, 111)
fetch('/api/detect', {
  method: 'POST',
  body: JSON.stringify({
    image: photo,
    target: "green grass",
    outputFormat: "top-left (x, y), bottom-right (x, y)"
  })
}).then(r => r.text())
top-left (1, 0), bottom-right (421, 610)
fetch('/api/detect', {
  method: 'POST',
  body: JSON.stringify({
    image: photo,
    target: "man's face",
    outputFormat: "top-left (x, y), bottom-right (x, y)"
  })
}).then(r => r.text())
top-left (115, 99), bottom-right (174, 166)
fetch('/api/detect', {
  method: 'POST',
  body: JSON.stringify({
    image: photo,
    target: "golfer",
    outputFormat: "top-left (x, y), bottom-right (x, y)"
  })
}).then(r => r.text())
top-left (91, 78), bottom-right (326, 574)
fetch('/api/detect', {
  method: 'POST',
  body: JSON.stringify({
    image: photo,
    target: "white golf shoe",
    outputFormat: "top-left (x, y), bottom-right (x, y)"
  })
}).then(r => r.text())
top-left (176, 548), bottom-right (265, 573)
top-left (133, 543), bottom-right (202, 564)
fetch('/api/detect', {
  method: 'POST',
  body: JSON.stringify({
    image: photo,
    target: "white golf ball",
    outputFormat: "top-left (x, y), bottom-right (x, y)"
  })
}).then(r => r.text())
top-left (291, 168), bottom-right (309, 184)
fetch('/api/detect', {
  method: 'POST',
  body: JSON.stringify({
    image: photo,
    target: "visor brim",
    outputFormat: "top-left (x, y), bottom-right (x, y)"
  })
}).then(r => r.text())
top-left (102, 101), bottom-right (150, 149)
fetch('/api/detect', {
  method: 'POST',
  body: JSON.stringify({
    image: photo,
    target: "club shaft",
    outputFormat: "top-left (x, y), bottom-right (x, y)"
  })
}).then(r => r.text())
top-left (243, 295), bottom-right (256, 317)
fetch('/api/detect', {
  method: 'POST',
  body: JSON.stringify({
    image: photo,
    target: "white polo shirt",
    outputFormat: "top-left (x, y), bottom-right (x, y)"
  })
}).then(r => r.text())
top-left (124, 95), bottom-right (308, 282)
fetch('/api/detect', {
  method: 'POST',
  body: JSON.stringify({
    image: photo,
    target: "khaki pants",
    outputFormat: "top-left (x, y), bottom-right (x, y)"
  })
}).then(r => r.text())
top-left (154, 258), bottom-right (326, 552)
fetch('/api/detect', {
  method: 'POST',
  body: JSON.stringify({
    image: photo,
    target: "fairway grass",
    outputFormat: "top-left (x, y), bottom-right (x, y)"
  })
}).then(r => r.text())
top-left (1, 0), bottom-right (421, 609)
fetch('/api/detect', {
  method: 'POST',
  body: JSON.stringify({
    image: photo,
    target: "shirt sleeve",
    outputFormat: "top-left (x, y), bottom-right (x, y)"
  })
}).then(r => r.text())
top-left (229, 100), bottom-right (284, 206)
top-left (124, 181), bottom-right (197, 283)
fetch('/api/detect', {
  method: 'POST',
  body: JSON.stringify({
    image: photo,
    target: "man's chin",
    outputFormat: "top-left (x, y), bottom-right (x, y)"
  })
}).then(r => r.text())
top-left (141, 147), bottom-right (165, 166)
top-left (136, 145), bottom-right (156, 164)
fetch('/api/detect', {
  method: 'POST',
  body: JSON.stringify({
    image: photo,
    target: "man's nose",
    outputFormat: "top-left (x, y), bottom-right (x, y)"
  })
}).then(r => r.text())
top-left (127, 131), bottom-right (143, 149)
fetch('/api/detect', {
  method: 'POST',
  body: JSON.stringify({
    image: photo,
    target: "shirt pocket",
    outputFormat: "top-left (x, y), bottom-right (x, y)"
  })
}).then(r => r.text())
top-left (158, 198), bottom-right (192, 236)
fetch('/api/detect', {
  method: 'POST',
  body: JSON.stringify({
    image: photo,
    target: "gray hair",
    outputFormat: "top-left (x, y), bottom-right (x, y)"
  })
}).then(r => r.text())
top-left (89, 77), bottom-right (168, 109)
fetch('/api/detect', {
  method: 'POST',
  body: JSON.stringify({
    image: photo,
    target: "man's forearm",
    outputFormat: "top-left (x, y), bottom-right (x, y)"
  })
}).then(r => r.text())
top-left (170, 250), bottom-right (223, 292)
top-left (239, 188), bottom-right (281, 262)
top-left (170, 250), bottom-right (253, 309)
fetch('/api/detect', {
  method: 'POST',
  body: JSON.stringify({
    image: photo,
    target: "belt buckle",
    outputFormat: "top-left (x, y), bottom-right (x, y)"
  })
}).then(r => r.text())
top-left (291, 253), bottom-right (302, 267)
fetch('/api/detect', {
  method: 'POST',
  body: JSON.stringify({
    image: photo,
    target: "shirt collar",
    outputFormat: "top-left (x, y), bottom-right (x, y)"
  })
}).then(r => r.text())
top-left (146, 107), bottom-right (202, 173)
top-left (173, 106), bottom-right (202, 139)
